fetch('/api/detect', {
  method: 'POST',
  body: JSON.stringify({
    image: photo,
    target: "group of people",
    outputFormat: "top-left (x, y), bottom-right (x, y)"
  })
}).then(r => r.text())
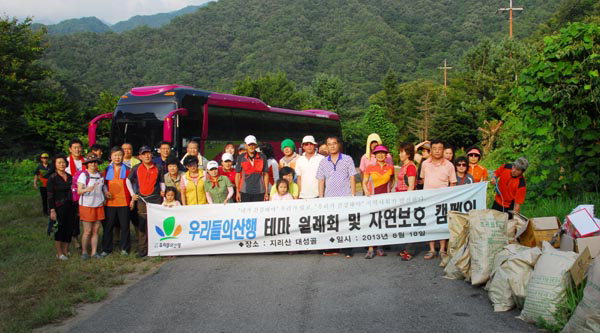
top-left (34, 133), bottom-right (529, 261)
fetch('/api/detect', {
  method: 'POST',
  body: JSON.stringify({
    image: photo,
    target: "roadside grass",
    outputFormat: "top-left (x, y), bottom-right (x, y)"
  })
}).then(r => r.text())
top-left (0, 193), bottom-right (166, 333)
top-left (535, 278), bottom-right (587, 332)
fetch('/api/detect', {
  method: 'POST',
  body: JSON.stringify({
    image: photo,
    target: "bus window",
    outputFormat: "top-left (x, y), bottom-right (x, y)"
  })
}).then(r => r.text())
top-left (205, 106), bottom-right (235, 161)
top-left (232, 109), bottom-right (264, 139)
top-left (178, 96), bottom-right (205, 156)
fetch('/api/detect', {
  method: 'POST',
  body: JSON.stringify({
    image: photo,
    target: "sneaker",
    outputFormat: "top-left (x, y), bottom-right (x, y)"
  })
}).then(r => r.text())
top-left (99, 251), bottom-right (109, 258)
top-left (92, 253), bottom-right (102, 259)
top-left (81, 253), bottom-right (90, 260)
top-left (376, 249), bottom-right (386, 257)
top-left (365, 251), bottom-right (375, 259)
top-left (120, 250), bottom-right (129, 256)
top-left (57, 254), bottom-right (68, 261)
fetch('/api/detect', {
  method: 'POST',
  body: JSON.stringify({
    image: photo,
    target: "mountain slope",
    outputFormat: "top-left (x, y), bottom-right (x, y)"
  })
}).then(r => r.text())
top-left (111, 5), bottom-right (207, 32)
top-left (46, 17), bottom-right (110, 34)
top-left (43, 0), bottom-right (563, 103)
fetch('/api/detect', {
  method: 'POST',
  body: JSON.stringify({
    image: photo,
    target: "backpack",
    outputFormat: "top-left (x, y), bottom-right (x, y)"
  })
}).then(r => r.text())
top-left (71, 170), bottom-right (90, 202)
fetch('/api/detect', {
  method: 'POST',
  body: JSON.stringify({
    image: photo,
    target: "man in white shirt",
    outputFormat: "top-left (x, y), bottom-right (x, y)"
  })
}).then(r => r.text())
top-left (295, 135), bottom-right (324, 199)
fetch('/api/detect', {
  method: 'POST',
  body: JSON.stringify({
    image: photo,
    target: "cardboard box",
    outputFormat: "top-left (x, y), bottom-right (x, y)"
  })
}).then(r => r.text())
top-left (517, 216), bottom-right (561, 248)
top-left (560, 233), bottom-right (600, 258)
top-left (570, 247), bottom-right (592, 286)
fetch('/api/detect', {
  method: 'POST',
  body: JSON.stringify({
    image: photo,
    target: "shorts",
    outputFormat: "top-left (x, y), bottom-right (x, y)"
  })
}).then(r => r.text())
top-left (79, 206), bottom-right (105, 222)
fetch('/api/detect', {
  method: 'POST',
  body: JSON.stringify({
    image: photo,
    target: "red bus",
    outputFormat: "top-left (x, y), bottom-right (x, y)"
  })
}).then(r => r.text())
top-left (88, 85), bottom-right (341, 160)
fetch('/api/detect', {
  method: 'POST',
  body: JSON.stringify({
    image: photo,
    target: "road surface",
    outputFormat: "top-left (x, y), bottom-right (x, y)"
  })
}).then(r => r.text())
top-left (70, 246), bottom-right (535, 332)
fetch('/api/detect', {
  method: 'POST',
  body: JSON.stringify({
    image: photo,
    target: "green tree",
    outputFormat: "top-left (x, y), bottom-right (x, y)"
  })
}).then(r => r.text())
top-left (0, 17), bottom-right (49, 150)
top-left (363, 104), bottom-right (398, 149)
top-left (232, 72), bottom-right (305, 109)
top-left (304, 73), bottom-right (349, 112)
top-left (506, 22), bottom-right (600, 196)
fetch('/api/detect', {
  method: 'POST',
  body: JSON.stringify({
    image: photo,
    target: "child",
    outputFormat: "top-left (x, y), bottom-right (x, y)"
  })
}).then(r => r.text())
top-left (270, 167), bottom-right (298, 199)
top-left (162, 187), bottom-right (181, 207)
top-left (270, 179), bottom-right (294, 201)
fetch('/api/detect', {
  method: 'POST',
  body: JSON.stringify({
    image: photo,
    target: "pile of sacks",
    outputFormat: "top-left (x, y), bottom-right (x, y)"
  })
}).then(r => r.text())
top-left (441, 209), bottom-right (600, 331)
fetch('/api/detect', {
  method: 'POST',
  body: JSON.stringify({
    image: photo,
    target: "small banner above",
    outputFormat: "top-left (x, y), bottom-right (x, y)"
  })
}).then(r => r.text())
top-left (147, 182), bottom-right (487, 256)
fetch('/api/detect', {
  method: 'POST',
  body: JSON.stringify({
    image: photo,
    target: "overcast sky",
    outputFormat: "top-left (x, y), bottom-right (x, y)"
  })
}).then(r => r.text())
top-left (0, 0), bottom-right (213, 25)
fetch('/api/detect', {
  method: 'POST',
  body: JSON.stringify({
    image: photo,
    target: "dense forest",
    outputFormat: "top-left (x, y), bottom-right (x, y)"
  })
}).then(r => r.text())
top-left (1, 0), bottom-right (599, 197)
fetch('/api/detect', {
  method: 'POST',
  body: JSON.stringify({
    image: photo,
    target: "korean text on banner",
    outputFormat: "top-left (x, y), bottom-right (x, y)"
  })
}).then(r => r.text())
top-left (147, 182), bottom-right (487, 256)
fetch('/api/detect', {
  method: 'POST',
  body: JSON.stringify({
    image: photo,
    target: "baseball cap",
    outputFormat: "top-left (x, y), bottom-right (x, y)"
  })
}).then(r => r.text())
top-left (222, 153), bottom-right (234, 162)
top-left (138, 145), bottom-right (152, 154)
top-left (244, 135), bottom-right (257, 145)
top-left (302, 135), bottom-right (317, 145)
top-left (207, 161), bottom-right (219, 170)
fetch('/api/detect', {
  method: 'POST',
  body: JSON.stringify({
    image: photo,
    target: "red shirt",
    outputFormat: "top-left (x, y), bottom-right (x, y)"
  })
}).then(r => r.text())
top-left (494, 164), bottom-right (526, 208)
top-left (218, 166), bottom-right (236, 184)
top-left (396, 162), bottom-right (417, 192)
top-left (136, 164), bottom-right (160, 196)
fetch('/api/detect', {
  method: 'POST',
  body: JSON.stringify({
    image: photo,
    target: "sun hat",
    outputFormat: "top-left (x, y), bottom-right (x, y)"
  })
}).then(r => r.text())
top-left (83, 153), bottom-right (102, 164)
top-left (301, 135), bottom-right (317, 145)
top-left (372, 145), bottom-right (389, 154)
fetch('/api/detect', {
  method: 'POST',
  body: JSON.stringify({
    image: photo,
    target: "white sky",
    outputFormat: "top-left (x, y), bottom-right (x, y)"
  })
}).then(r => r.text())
top-left (0, 0), bottom-right (212, 25)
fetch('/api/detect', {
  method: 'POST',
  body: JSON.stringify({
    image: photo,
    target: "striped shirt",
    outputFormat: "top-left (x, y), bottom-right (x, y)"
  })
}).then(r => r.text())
top-left (316, 153), bottom-right (357, 197)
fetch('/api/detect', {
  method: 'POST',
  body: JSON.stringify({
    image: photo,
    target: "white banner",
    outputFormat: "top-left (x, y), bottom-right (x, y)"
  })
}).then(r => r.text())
top-left (147, 182), bottom-right (487, 256)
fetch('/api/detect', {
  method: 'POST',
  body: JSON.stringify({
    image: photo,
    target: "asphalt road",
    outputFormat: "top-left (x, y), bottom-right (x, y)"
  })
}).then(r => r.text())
top-left (70, 246), bottom-right (536, 333)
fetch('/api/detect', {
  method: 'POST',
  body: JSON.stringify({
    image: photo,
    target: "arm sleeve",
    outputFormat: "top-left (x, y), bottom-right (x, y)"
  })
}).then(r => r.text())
top-left (448, 165), bottom-right (457, 184)
top-left (315, 161), bottom-right (325, 180)
top-left (262, 154), bottom-right (268, 172)
top-left (46, 176), bottom-right (56, 210)
top-left (516, 186), bottom-right (526, 204)
top-left (407, 164), bottom-right (417, 177)
top-left (494, 165), bottom-right (504, 178)
top-left (235, 156), bottom-right (243, 172)
top-left (359, 155), bottom-right (367, 173)
top-left (126, 178), bottom-right (135, 195)
top-left (348, 157), bottom-right (357, 176)
top-left (225, 187), bottom-right (234, 201)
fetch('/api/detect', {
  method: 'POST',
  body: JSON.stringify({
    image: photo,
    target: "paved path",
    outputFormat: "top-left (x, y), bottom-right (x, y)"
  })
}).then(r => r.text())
top-left (71, 247), bottom-right (536, 332)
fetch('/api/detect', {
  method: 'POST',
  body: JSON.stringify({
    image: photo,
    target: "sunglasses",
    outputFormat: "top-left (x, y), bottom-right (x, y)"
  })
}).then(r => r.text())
top-left (468, 154), bottom-right (480, 157)
top-left (457, 163), bottom-right (467, 167)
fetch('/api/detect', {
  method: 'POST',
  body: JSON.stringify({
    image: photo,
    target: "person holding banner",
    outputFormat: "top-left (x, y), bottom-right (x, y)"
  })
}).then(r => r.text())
top-left (395, 142), bottom-right (417, 261)
top-left (362, 145), bottom-right (394, 259)
top-left (235, 135), bottom-right (269, 202)
top-left (295, 135), bottom-right (324, 199)
top-left (204, 161), bottom-right (234, 204)
top-left (101, 146), bottom-right (132, 256)
top-left (420, 139), bottom-right (456, 260)
top-left (180, 155), bottom-right (208, 206)
top-left (126, 145), bottom-right (164, 258)
top-left (317, 136), bottom-right (357, 258)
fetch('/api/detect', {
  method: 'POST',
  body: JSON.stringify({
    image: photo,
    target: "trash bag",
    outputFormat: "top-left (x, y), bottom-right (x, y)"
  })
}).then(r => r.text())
top-left (441, 211), bottom-right (469, 268)
top-left (562, 258), bottom-right (600, 333)
top-left (468, 209), bottom-right (510, 285)
top-left (487, 244), bottom-right (542, 312)
top-left (519, 242), bottom-right (579, 324)
top-left (444, 241), bottom-right (471, 280)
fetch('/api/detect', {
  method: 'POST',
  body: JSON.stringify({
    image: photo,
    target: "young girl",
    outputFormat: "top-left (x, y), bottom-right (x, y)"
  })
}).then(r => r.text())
top-left (270, 179), bottom-right (294, 201)
top-left (162, 187), bottom-right (181, 207)
top-left (78, 153), bottom-right (105, 260)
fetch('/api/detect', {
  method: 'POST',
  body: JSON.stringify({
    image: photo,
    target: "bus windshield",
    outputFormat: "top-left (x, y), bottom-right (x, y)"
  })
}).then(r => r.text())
top-left (111, 102), bottom-right (176, 150)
